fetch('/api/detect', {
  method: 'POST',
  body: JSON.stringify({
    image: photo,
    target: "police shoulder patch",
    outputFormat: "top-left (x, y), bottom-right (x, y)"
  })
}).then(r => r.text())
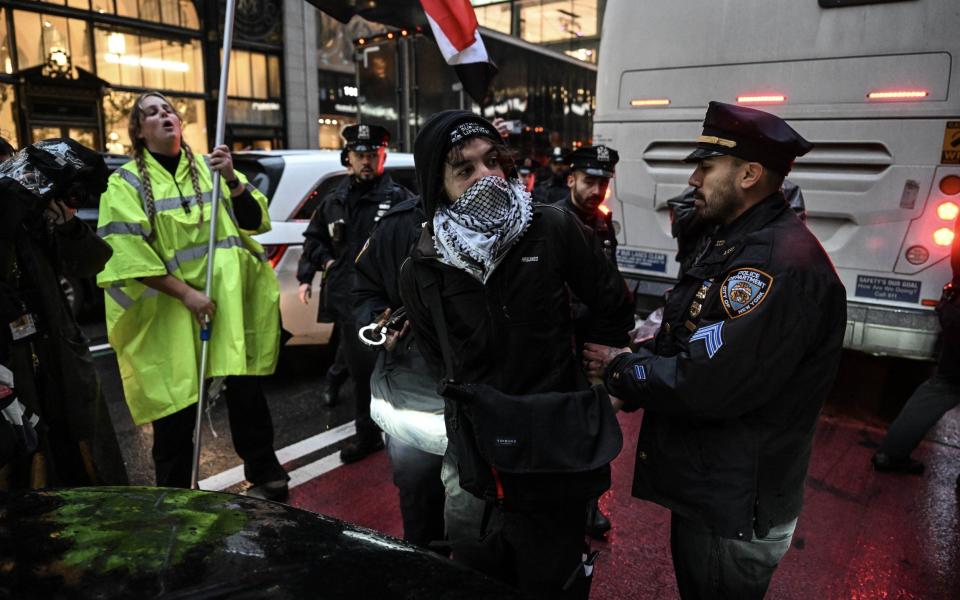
top-left (719, 268), bottom-right (773, 319)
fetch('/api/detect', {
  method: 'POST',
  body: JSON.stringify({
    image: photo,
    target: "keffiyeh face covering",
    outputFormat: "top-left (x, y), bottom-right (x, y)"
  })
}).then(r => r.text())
top-left (433, 175), bottom-right (533, 283)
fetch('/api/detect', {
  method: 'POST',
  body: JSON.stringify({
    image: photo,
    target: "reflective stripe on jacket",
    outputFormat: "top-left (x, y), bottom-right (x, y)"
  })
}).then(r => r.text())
top-left (96, 150), bottom-right (280, 425)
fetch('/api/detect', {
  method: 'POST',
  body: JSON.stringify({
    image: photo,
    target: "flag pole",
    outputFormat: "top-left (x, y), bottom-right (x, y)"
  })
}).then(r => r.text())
top-left (191, 0), bottom-right (237, 490)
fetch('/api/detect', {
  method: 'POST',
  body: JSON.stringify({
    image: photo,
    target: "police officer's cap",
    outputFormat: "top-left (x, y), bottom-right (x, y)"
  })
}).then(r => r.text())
top-left (549, 146), bottom-right (566, 164)
top-left (517, 157), bottom-right (536, 176)
top-left (685, 101), bottom-right (812, 175)
top-left (567, 145), bottom-right (619, 178)
top-left (342, 123), bottom-right (390, 152)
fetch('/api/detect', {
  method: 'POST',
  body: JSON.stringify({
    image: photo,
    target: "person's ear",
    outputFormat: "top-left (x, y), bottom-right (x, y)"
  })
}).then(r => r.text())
top-left (740, 162), bottom-right (764, 191)
top-left (567, 173), bottom-right (575, 189)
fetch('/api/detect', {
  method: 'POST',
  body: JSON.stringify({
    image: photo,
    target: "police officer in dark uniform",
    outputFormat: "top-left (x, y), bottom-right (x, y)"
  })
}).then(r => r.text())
top-left (555, 145), bottom-right (619, 260)
top-left (552, 145), bottom-right (620, 539)
top-left (584, 101), bottom-right (847, 599)
top-left (298, 123), bottom-right (414, 463)
top-left (532, 146), bottom-right (570, 205)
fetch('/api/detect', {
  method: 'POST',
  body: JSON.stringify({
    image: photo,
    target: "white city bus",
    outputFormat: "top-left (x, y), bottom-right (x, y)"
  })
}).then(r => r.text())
top-left (595, 0), bottom-right (960, 360)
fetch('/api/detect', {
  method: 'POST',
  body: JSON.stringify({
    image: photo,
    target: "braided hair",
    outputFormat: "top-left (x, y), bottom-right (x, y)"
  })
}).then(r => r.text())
top-left (128, 91), bottom-right (206, 240)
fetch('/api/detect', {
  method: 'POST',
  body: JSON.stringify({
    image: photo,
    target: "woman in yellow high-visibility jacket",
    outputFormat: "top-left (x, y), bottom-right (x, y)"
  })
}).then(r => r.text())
top-left (97, 92), bottom-right (287, 500)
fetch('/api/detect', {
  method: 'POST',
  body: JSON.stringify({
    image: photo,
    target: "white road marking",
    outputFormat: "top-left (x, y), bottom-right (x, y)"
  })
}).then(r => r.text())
top-left (199, 420), bottom-right (356, 491)
top-left (287, 451), bottom-right (345, 489)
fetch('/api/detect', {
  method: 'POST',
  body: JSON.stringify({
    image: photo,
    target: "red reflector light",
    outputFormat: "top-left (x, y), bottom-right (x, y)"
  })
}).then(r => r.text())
top-left (940, 176), bottom-right (960, 196)
top-left (937, 201), bottom-right (959, 221)
top-left (921, 299), bottom-right (940, 307)
top-left (736, 95), bottom-right (786, 105)
top-left (598, 203), bottom-right (611, 216)
top-left (905, 245), bottom-right (930, 265)
top-left (264, 244), bottom-right (288, 269)
top-left (933, 227), bottom-right (954, 247)
top-left (604, 186), bottom-right (612, 201)
top-left (866, 90), bottom-right (929, 101)
top-left (630, 98), bottom-right (670, 107)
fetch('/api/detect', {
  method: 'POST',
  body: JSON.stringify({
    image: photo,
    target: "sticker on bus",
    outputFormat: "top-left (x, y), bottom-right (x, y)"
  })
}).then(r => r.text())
top-left (943, 121), bottom-right (960, 164)
top-left (616, 248), bottom-right (668, 272)
top-left (855, 275), bottom-right (921, 303)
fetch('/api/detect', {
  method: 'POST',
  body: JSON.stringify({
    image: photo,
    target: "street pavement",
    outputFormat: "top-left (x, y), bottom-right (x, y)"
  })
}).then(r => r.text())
top-left (89, 324), bottom-right (960, 598)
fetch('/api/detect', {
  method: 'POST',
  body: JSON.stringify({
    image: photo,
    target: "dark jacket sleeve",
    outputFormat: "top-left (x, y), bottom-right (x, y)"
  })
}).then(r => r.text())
top-left (230, 188), bottom-right (262, 230)
top-left (55, 218), bottom-right (113, 278)
top-left (555, 209), bottom-right (634, 348)
top-left (604, 269), bottom-right (823, 419)
top-left (297, 200), bottom-right (335, 284)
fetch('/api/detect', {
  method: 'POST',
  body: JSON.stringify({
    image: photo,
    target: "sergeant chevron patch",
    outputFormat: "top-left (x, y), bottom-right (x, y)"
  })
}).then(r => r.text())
top-left (633, 364), bottom-right (647, 381)
top-left (689, 321), bottom-right (724, 358)
top-left (720, 268), bottom-right (773, 319)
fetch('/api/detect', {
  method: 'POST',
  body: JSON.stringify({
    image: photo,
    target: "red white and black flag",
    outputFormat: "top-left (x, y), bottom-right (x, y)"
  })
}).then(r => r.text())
top-left (306, 0), bottom-right (497, 104)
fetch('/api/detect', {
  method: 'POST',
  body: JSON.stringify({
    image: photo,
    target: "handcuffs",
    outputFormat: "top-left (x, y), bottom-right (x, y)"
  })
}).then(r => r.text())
top-left (358, 307), bottom-right (408, 346)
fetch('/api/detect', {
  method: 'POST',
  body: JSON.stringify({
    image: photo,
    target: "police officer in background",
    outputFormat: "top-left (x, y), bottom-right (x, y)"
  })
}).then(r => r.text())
top-left (584, 102), bottom-right (847, 599)
top-left (553, 144), bottom-right (621, 540)
top-left (532, 146), bottom-right (570, 204)
top-left (557, 145), bottom-right (619, 260)
top-left (298, 124), bottom-right (413, 463)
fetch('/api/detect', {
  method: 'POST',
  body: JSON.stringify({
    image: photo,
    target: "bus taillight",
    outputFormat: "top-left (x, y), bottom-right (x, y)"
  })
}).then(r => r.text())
top-left (866, 89), bottom-right (929, 101)
top-left (598, 203), bottom-right (611, 216)
top-left (264, 244), bottom-right (288, 269)
top-left (933, 228), bottom-right (954, 247)
top-left (940, 176), bottom-right (960, 196)
top-left (937, 201), bottom-right (959, 221)
top-left (736, 94), bottom-right (786, 105)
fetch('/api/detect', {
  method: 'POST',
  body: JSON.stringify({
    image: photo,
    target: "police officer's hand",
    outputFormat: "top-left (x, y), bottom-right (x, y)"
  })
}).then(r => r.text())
top-left (583, 343), bottom-right (631, 379)
top-left (45, 199), bottom-right (76, 225)
top-left (610, 394), bottom-right (625, 414)
top-left (491, 117), bottom-right (511, 139)
top-left (383, 320), bottom-right (411, 352)
top-left (298, 283), bottom-right (312, 305)
top-left (208, 144), bottom-right (236, 181)
top-left (181, 288), bottom-right (216, 325)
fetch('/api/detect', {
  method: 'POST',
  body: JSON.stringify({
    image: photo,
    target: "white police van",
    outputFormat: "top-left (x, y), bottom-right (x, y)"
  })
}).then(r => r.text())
top-left (595, 0), bottom-right (960, 360)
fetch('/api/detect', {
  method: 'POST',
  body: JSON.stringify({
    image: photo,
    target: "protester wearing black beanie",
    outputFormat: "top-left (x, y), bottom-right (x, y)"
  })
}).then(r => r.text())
top-left (413, 110), bottom-right (502, 219)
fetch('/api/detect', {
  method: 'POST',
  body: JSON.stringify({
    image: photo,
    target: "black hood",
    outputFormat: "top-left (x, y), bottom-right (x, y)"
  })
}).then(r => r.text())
top-left (413, 110), bottom-right (500, 219)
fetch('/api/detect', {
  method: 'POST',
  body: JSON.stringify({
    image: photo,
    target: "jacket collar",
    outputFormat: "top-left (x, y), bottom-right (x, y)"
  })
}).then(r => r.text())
top-left (143, 148), bottom-right (190, 182)
top-left (694, 192), bottom-right (787, 267)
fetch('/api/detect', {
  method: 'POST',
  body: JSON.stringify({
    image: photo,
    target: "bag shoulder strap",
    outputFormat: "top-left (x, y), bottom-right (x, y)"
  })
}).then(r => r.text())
top-left (414, 261), bottom-right (456, 383)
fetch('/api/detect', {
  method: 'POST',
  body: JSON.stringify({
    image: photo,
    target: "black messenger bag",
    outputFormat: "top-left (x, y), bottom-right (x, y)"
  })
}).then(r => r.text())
top-left (417, 263), bottom-right (623, 507)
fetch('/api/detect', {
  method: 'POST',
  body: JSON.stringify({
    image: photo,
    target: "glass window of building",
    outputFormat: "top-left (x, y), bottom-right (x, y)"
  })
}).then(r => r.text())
top-left (0, 9), bottom-right (12, 75)
top-left (14, 10), bottom-right (92, 76)
top-left (0, 83), bottom-right (19, 149)
top-left (472, 1), bottom-right (513, 34)
top-left (103, 89), bottom-right (207, 155)
top-left (225, 50), bottom-right (281, 100)
top-left (517, 0), bottom-right (599, 44)
top-left (94, 28), bottom-right (204, 92)
top-left (103, 0), bottom-right (200, 29)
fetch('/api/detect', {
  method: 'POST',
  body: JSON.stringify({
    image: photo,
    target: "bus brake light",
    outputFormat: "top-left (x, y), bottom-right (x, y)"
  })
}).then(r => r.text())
top-left (940, 176), bottom-right (960, 196)
top-left (937, 201), bottom-right (959, 221)
top-left (867, 90), bottom-right (929, 101)
top-left (736, 94), bottom-right (786, 105)
top-left (630, 98), bottom-right (670, 107)
top-left (598, 204), bottom-right (611, 216)
top-left (933, 227), bottom-right (954, 247)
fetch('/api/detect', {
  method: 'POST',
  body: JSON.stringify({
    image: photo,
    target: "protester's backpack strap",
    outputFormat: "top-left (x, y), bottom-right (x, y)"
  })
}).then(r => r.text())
top-left (416, 263), bottom-right (456, 384)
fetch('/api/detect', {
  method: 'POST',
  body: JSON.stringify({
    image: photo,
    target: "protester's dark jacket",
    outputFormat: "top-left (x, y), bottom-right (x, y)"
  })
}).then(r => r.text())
top-left (0, 216), bottom-right (124, 486)
top-left (298, 173), bottom-right (412, 322)
top-left (553, 196), bottom-right (618, 261)
top-left (400, 204), bottom-right (634, 396)
top-left (604, 193), bottom-right (846, 540)
top-left (532, 173), bottom-right (569, 206)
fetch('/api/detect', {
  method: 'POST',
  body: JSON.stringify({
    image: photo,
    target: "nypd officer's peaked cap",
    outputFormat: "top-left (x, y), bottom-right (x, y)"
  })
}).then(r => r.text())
top-left (549, 146), bottom-right (567, 164)
top-left (685, 101), bottom-right (813, 176)
top-left (342, 123), bottom-right (390, 152)
top-left (567, 145), bottom-right (619, 178)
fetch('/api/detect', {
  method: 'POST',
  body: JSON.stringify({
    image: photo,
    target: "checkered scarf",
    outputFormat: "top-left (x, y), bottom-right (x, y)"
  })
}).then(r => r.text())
top-left (433, 175), bottom-right (533, 283)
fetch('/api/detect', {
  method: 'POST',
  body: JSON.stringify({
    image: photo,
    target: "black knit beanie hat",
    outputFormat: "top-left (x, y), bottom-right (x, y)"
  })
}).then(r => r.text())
top-left (414, 110), bottom-right (501, 219)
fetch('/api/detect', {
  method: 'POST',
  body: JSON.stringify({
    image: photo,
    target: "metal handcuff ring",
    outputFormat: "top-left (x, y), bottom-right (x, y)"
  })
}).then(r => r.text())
top-left (358, 307), bottom-right (408, 347)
